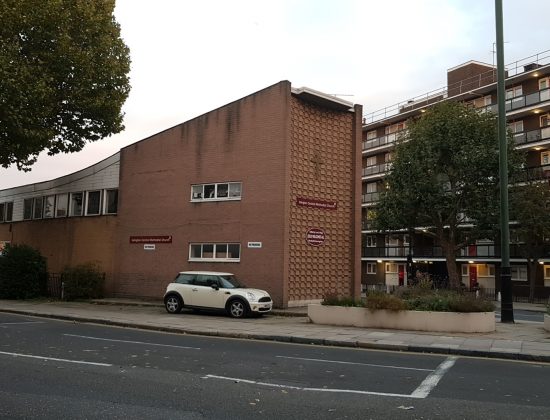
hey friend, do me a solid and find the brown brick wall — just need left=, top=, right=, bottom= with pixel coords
left=114, top=82, right=291, bottom=304
left=287, top=97, right=359, bottom=303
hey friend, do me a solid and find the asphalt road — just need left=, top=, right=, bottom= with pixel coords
left=1, top=312, right=549, bottom=420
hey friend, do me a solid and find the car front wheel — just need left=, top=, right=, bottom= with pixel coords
left=227, top=299, right=248, bottom=318
left=165, top=295, right=183, bottom=314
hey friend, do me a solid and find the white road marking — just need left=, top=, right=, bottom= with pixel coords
left=0, top=350, right=112, bottom=367
left=204, top=374, right=418, bottom=398
left=63, top=334, right=201, bottom=350
left=410, top=356, right=457, bottom=398
left=276, top=355, right=434, bottom=372
left=0, top=321, right=44, bottom=327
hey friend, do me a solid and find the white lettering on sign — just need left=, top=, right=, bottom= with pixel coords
left=144, top=244, right=156, bottom=251
left=306, top=228, right=326, bottom=246
left=248, top=242, right=262, bottom=249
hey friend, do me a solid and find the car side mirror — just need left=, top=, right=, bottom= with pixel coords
left=211, top=284, right=219, bottom=290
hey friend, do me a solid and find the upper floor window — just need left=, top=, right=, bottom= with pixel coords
left=55, top=193, right=68, bottom=217
left=366, top=182, right=378, bottom=193
left=44, top=195, right=55, bottom=218
left=506, top=85, right=523, bottom=99
left=385, top=121, right=407, bottom=135
left=366, top=130, right=377, bottom=140
left=5, top=202, right=13, bottom=222
left=365, top=235, right=377, bottom=247
left=467, top=95, right=492, bottom=108
left=539, top=77, right=549, bottom=90
left=33, top=197, right=43, bottom=219
left=23, top=199, right=33, bottom=220
left=191, top=182, right=242, bottom=202
left=508, top=120, right=523, bottom=133
left=510, top=265, right=527, bottom=281
left=85, top=191, right=102, bottom=216
left=69, top=192, right=84, bottom=216
left=365, top=156, right=377, bottom=167
left=366, top=263, right=377, bottom=274
left=541, top=114, right=550, bottom=128
left=189, top=243, right=241, bottom=262
left=104, top=189, right=118, bottom=214
left=0, top=203, right=4, bottom=223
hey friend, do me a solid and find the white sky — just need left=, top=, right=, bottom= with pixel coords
left=1, top=0, right=549, bottom=189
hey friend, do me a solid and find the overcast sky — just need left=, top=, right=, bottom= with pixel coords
left=1, top=0, right=550, bottom=189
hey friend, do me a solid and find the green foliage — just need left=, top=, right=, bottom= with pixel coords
left=62, top=263, right=104, bottom=300
left=0, top=244, right=47, bottom=299
left=321, top=292, right=364, bottom=307
left=0, top=0, right=131, bottom=170
left=374, top=101, right=523, bottom=287
left=405, top=290, right=495, bottom=313
left=365, top=292, right=407, bottom=311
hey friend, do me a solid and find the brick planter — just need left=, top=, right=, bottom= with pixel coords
left=307, top=304, right=495, bottom=333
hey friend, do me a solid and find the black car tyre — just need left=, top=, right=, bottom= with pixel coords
left=165, top=295, right=183, bottom=314
left=227, top=298, right=249, bottom=318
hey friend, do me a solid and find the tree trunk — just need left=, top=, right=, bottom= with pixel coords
left=441, top=242, right=460, bottom=289
left=527, top=259, right=538, bottom=303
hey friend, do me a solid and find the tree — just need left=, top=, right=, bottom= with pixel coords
left=0, top=243, right=47, bottom=299
left=0, top=0, right=131, bottom=170
left=374, top=101, right=521, bottom=289
left=509, top=181, right=550, bottom=303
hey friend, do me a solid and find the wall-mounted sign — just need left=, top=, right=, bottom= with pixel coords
left=144, top=244, right=156, bottom=251
left=296, top=197, right=337, bottom=211
left=306, top=228, right=326, bottom=247
left=130, top=235, right=172, bottom=244
left=248, top=242, right=262, bottom=249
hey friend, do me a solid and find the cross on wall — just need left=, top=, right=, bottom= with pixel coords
left=310, top=151, right=324, bottom=178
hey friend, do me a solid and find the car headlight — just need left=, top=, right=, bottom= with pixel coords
left=246, top=292, right=256, bottom=301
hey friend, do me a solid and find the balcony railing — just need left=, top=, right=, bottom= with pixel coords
left=362, top=162, right=392, bottom=177
left=505, top=88, right=550, bottom=111
left=513, top=126, right=550, bottom=146
left=361, top=244, right=550, bottom=259
left=362, top=130, right=408, bottom=151
left=362, top=192, right=380, bottom=204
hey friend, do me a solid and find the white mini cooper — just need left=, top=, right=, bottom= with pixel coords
left=164, top=271, right=273, bottom=318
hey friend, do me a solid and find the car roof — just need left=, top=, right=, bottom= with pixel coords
left=178, top=271, right=234, bottom=276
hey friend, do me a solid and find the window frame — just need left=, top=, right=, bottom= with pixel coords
left=0, top=203, right=4, bottom=223
left=43, top=195, right=55, bottom=219
left=540, top=114, right=550, bottom=128
left=190, top=182, right=242, bottom=202
left=85, top=190, right=102, bottom=216
left=103, top=189, right=118, bottom=215
left=32, top=197, right=44, bottom=219
left=55, top=193, right=69, bottom=218
left=188, top=243, right=241, bottom=262
left=23, top=198, right=33, bottom=220
left=366, top=263, right=377, bottom=274
left=69, top=192, right=84, bottom=217
left=5, top=202, right=13, bottom=222
left=510, top=265, right=528, bottom=282
left=506, top=85, right=523, bottom=99
left=539, top=77, right=549, bottom=91
left=365, top=235, right=377, bottom=247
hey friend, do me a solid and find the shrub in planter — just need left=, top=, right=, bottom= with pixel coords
left=365, top=292, right=407, bottom=311
left=406, top=290, right=495, bottom=313
left=62, top=263, right=104, bottom=300
left=0, top=244, right=47, bottom=299
left=321, top=292, right=364, bottom=307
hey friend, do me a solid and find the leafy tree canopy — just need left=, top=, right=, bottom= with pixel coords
left=0, top=0, right=131, bottom=170
left=374, top=101, right=522, bottom=287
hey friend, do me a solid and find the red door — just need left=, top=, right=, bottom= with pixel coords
left=398, top=264, right=405, bottom=286
left=469, top=266, right=477, bottom=289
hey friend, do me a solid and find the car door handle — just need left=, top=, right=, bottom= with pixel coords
left=225, top=292, right=231, bottom=295
left=192, top=288, right=198, bottom=292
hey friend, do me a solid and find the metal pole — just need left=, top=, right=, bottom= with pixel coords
left=495, top=0, right=514, bottom=322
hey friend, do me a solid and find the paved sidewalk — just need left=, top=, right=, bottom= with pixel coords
left=0, top=299, right=549, bottom=362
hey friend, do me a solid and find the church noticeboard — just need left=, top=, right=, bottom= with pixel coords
left=306, top=228, right=326, bottom=247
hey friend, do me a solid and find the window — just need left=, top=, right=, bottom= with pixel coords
left=539, top=77, right=549, bottom=90
left=55, top=193, right=68, bottom=217
left=69, top=192, right=84, bottom=216
left=467, top=95, right=492, bottom=108
left=365, top=236, right=376, bottom=247
left=86, top=190, right=101, bottom=216
left=189, top=243, right=241, bottom=262
left=366, top=182, right=377, bottom=193
left=103, top=189, right=118, bottom=214
left=33, top=197, right=43, bottom=219
left=175, top=273, right=196, bottom=284
left=366, top=263, right=377, bottom=274
left=541, top=114, right=550, bottom=128
left=508, top=120, right=523, bottom=133
left=0, top=203, right=4, bottom=223
left=385, top=263, right=398, bottom=273
left=366, top=130, right=377, bottom=140
left=385, top=121, right=407, bottom=135
left=5, top=202, right=12, bottom=222
left=23, top=199, right=33, bottom=220
left=366, top=156, right=376, bottom=167
left=510, top=265, right=527, bottom=281
left=43, top=195, right=55, bottom=218
left=544, top=265, right=550, bottom=288
left=541, top=151, right=550, bottom=166
left=191, top=182, right=242, bottom=201
left=506, top=85, right=522, bottom=99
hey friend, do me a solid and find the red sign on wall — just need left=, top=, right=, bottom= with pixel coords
left=296, top=197, right=337, bottom=211
left=129, top=235, right=172, bottom=244
left=306, top=228, right=326, bottom=247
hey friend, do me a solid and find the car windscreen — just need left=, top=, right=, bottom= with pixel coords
left=219, top=275, right=245, bottom=289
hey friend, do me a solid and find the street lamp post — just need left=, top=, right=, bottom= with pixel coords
left=495, top=0, right=514, bottom=323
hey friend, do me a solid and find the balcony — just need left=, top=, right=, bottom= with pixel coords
left=513, top=126, right=550, bottom=146
left=362, top=192, right=380, bottom=204
left=362, top=162, right=392, bottom=178
left=362, top=130, right=407, bottom=151
left=522, top=164, right=550, bottom=181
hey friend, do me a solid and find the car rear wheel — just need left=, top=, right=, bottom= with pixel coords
left=165, top=295, right=183, bottom=314
left=227, top=299, right=248, bottom=318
